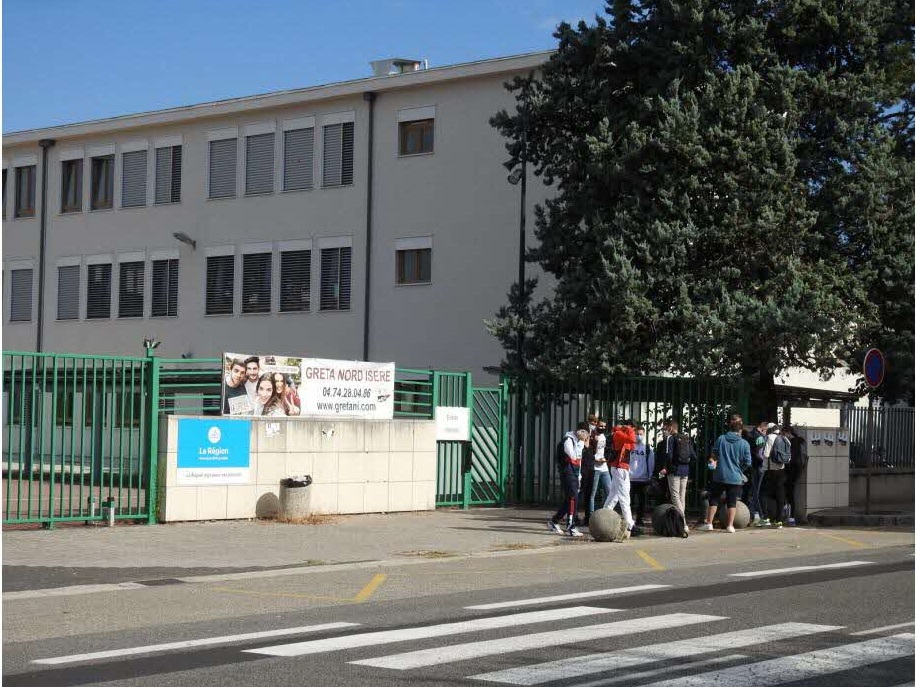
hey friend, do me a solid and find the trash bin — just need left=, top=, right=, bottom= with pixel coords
left=279, top=475, right=313, bottom=519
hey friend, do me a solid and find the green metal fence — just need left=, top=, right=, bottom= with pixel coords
left=3, top=351, right=153, bottom=526
left=846, top=405, right=915, bottom=471
left=507, top=374, right=749, bottom=511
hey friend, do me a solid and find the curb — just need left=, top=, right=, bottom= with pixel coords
left=806, top=511, right=914, bottom=527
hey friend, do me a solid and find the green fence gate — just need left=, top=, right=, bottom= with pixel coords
left=2, top=351, right=155, bottom=527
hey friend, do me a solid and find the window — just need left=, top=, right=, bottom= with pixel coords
left=55, top=389, right=76, bottom=427
left=280, top=249, right=311, bottom=312
left=2, top=168, right=7, bottom=219
left=245, top=133, right=275, bottom=195
left=57, top=265, right=81, bottom=320
left=90, top=155, right=114, bottom=210
left=322, top=122, right=354, bottom=187
left=86, top=263, right=112, bottom=318
left=9, top=269, right=33, bottom=321
left=209, top=138, right=237, bottom=199
left=60, top=160, right=83, bottom=213
left=283, top=127, right=314, bottom=191
left=399, top=119, right=434, bottom=156
left=241, top=252, right=271, bottom=314
left=121, top=150, right=148, bottom=208
left=118, top=261, right=145, bottom=318
left=396, top=248, right=432, bottom=285
left=151, top=258, right=179, bottom=317
left=205, top=255, right=235, bottom=314
left=155, top=145, right=182, bottom=204
left=113, top=390, right=143, bottom=428
left=320, top=247, right=351, bottom=311
left=14, top=165, right=36, bottom=218
left=7, top=383, right=37, bottom=427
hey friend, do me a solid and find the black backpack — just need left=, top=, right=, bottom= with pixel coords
left=770, top=435, right=792, bottom=465
left=555, top=439, right=568, bottom=469
left=655, top=506, right=688, bottom=538
left=672, top=435, right=693, bottom=465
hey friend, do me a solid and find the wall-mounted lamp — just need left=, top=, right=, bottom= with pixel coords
left=507, top=168, right=523, bottom=185
left=173, top=232, right=196, bottom=250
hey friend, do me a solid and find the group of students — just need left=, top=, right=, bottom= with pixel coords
left=549, top=412, right=806, bottom=538
left=223, top=356, right=302, bottom=417
left=548, top=415, right=696, bottom=538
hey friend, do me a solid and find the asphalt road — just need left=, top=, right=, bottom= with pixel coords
left=3, top=536, right=914, bottom=687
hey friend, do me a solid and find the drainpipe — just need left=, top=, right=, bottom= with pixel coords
left=36, top=138, right=56, bottom=352
left=362, top=92, right=376, bottom=362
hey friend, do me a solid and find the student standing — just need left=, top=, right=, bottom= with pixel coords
left=549, top=423, right=589, bottom=537
left=763, top=424, right=791, bottom=527
left=658, top=419, right=696, bottom=525
left=700, top=414, right=752, bottom=532
left=606, top=420, right=638, bottom=538
left=589, top=420, right=611, bottom=516
left=580, top=414, right=599, bottom=526
left=627, top=426, right=655, bottom=526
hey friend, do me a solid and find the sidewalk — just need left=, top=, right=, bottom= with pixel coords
left=3, top=506, right=913, bottom=592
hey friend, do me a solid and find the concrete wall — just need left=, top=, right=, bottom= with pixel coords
left=849, top=471, right=915, bottom=508
left=157, top=415, right=437, bottom=522
left=794, top=426, right=850, bottom=517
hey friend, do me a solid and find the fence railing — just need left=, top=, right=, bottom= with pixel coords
left=845, top=405, right=914, bottom=472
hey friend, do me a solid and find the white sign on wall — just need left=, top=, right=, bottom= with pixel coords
left=299, top=358, right=395, bottom=420
left=435, top=406, right=471, bottom=441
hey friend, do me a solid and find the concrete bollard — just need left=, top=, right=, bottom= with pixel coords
left=589, top=507, right=627, bottom=542
left=279, top=476, right=313, bottom=519
left=718, top=499, right=751, bottom=529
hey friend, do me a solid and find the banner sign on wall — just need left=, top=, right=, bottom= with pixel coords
left=435, top=406, right=471, bottom=441
left=299, top=358, right=395, bottom=420
left=177, top=418, right=251, bottom=485
left=221, top=353, right=395, bottom=420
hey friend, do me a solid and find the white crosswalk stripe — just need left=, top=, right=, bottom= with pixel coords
left=470, top=622, right=843, bottom=684
left=635, top=633, right=915, bottom=687
left=244, top=606, right=615, bottom=658
left=352, top=612, right=722, bottom=670
left=730, top=561, right=873, bottom=577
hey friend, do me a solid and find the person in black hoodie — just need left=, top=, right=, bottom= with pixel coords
left=579, top=414, right=599, bottom=526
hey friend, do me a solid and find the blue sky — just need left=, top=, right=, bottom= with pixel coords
left=2, top=0, right=602, bottom=133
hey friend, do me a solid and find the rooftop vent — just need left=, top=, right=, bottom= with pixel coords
left=370, top=58, right=428, bottom=77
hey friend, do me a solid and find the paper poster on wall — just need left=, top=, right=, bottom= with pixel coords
left=435, top=406, right=471, bottom=441
left=299, top=358, right=395, bottom=419
left=177, top=418, right=251, bottom=485
left=221, top=352, right=303, bottom=417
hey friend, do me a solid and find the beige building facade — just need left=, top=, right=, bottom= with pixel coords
left=2, top=53, right=551, bottom=379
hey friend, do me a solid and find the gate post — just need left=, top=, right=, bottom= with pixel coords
left=499, top=376, right=510, bottom=506
left=461, top=372, right=473, bottom=510
left=145, top=351, right=161, bottom=524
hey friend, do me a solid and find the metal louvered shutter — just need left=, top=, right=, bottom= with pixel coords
left=121, top=150, right=148, bottom=207
left=86, top=263, right=112, bottom=319
left=209, top=139, right=237, bottom=199
left=118, top=261, right=145, bottom=318
left=242, top=252, right=271, bottom=313
left=341, top=122, right=354, bottom=185
left=322, top=124, right=342, bottom=187
left=9, top=269, right=33, bottom=321
left=205, top=255, right=234, bottom=314
left=155, top=146, right=182, bottom=204
left=283, top=128, right=314, bottom=191
left=280, top=249, right=310, bottom=311
left=151, top=259, right=179, bottom=317
left=57, top=265, right=80, bottom=320
left=320, top=247, right=351, bottom=311
left=245, top=133, right=275, bottom=195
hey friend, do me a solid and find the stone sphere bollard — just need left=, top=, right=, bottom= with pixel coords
left=652, top=503, right=677, bottom=535
left=589, top=507, right=625, bottom=542
left=718, top=499, right=751, bottom=529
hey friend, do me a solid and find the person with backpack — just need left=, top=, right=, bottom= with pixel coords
left=548, top=422, right=590, bottom=537
left=747, top=420, right=770, bottom=526
left=699, top=413, right=752, bottom=533
left=627, top=425, right=655, bottom=527
left=605, top=420, right=638, bottom=539
left=657, top=419, right=696, bottom=527
left=785, top=425, right=807, bottom=525
left=763, top=423, right=792, bottom=527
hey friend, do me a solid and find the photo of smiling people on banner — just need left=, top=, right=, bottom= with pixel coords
left=221, top=352, right=303, bottom=417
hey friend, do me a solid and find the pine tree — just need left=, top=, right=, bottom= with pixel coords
left=489, top=0, right=914, bottom=408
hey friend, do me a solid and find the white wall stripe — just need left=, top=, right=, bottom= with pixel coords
left=635, top=634, right=915, bottom=687
left=730, top=561, right=873, bottom=577
left=353, top=613, right=721, bottom=670
left=572, top=654, right=747, bottom=687
left=465, top=585, right=671, bottom=610
left=471, top=622, right=842, bottom=685
left=850, top=621, right=915, bottom=636
left=32, top=622, right=358, bottom=665
left=244, top=606, right=615, bottom=658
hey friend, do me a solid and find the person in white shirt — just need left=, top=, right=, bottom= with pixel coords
left=589, top=421, right=611, bottom=515
left=762, top=423, right=790, bottom=526
left=243, top=356, right=261, bottom=404
left=627, top=426, right=655, bottom=526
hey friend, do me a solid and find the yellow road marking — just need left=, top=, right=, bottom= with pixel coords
left=635, top=549, right=666, bottom=571
left=815, top=532, right=868, bottom=548
left=213, top=572, right=387, bottom=604
left=353, top=573, right=387, bottom=603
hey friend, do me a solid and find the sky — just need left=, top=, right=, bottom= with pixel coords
left=1, top=0, right=602, bottom=133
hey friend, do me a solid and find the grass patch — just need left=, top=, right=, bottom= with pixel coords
left=490, top=542, right=538, bottom=551
left=271, top=514, right=339, bottom=526
left=395, top=550, right=458, bottom=559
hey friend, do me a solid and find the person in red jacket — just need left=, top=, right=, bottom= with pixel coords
left=606, top=419, right=638, bottom=538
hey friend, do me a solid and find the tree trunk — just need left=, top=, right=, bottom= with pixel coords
left=748, top=370, right=779, bottom=424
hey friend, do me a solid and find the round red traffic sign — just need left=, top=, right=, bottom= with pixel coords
left=863, top=348, right=885, bottom=388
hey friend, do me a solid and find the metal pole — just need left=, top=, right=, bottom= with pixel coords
left=864, top=391, right=874, bottom=515
left=36, top=138, right=56, bottom=353
left=516, top=107, right=527, bottom=367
